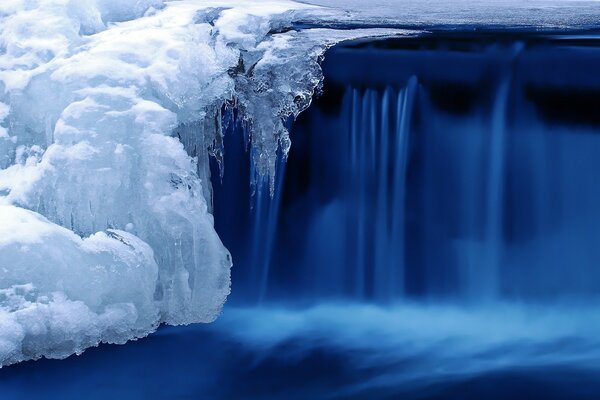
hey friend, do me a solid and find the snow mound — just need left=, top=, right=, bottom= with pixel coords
left=0, top=205, right=158, bottom=366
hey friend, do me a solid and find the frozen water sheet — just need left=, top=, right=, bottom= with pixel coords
left=0, top=0, right=407, bottom=366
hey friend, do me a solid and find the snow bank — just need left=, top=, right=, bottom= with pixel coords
left=0, top=0, right=406, bottom=366
left=0, top=205, right=158, bottom=366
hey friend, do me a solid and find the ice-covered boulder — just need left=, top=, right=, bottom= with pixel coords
left=0, top=205, right=159, bottom=366
left=0, top=0, right=405, bottom=366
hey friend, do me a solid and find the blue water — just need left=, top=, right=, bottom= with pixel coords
left=3, top=32, right=600, bottom=399
left=3, top=303, right=600, bottom=399
left=216, top=32, right=600, bottom=304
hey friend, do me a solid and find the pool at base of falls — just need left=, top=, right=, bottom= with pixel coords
left=2, top=302, right=600, bottom=400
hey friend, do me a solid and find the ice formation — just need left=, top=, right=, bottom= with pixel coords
left=0, top=205, right=159, bottom=366
left=0, top=0, right=405, bottom=366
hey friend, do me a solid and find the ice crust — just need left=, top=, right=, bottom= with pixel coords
left=0, top=0, right=405, bottom=366
left=0, top=205, right=159, bottom=366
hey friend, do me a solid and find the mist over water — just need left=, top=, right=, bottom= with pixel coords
left=5, top=300, right=599, bottom=399
left=213, top=302, right=600, bottom=394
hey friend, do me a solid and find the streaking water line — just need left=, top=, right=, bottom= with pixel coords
left=373, top=88, right=392, bottom=300
left=389, top=76, right=418, bottom=300
left=480, top=76, right=510, bottom=299
left=341, top=81, right=419, bottom=301
left=247, top=156, right=287, bottom=303
left=258, top=155, right=287, bottom=302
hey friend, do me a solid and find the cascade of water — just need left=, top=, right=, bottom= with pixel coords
left=344, top=79, right=417, bottom=301
left=247, top=153, right=287, bottom=303
left=353, top=87, right=367, bottom=298
left=389, top=76, right=418, bottom=299
left=373, top=87, right=392, bottom=300
left=259, top=155, right=287, bottom=302
left=213, top=36, right=600, bottom=306
left=478, top=76, right=511, bottom=299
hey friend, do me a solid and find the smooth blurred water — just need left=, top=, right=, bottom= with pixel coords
left=215, top=32, right=600, bottom=304
left=2, top=302, right=600, bottom=399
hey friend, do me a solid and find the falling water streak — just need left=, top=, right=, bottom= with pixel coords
left=257, top=154, right=287, bottom=302
left=531, top=127, right=550, bottom=285
left=482, top=76, right=511, bottom=300
left=373, top=88, right=391, bottom=301
left=367, top=90, right=378, bottom=297
left=343, top=81, right=417, bottom=301
left=370, top=90, right=378, bottom=174
left=348, top=87, right=359, bottom=297
left=353, top=88, right=367, bottom=298
left=249, top=175, right=266, bottom=301
left=245, top=122, right=286, bottom=303
left=390, top=77, right=418, bottom=299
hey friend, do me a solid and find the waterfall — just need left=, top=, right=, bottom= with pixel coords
left=347, top=78, right=418, bottom=301
left=250, top=154, right=287, bottom=303
left=213, top=36, right=600, bottom=305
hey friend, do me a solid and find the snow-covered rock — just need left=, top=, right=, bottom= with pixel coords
left=0, top=0, right=404, bottom=366
left=0, top=205, right=159, bottom=366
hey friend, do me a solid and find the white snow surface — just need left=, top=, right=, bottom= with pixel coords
left=0, top=205, right=159, bottom=366
left=0, top=0, right=407, bottom=366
